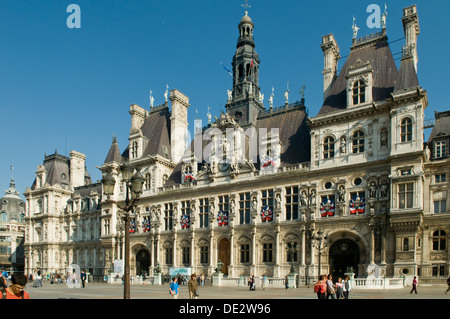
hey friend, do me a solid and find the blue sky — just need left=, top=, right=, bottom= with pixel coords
left=0, top=0, right=448, bottom=196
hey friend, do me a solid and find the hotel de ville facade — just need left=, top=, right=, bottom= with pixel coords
left=23, top=5, right=450, bottom=284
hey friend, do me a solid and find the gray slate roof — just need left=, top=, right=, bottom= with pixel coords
left=319, top=35, right=398, bottom=115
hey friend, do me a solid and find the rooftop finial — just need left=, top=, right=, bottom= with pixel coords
left=10, top=165, right=14, bottom=181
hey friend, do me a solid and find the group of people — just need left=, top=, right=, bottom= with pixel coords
left=169, top=273, right=200, bottom=299
left=314, top=274, right=352, bottom=299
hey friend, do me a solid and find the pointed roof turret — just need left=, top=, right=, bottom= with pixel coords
left=104, top=136, right=123, bottom=164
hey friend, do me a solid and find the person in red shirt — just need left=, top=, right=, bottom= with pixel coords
left=1, top=273, right=30, bottom=299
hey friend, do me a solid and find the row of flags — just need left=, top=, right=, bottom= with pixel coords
left=129, top=196, right=366, bottom=232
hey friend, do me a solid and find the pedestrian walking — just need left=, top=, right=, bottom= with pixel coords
left=326, top=274, right=336, bottom=299
left=81, top=270, right=86, bottom=288
left=261, top=275, right=267, bottom=290
left=188, top=273, right=199, bottom=299
left=343, top=275, right=351, bottom=299
left=248, top=275, right=256, bottom=291
left=1, top=272, right=30, bottom=299
left=36, top=271, right=42, bottom=288
left=410, top=276, right=418, bottom=294
left=336, top=277, right=344, bottom=299
left=313, top=275, right=327, bottom=299
left=445, top=276, right=450, bottom=294
left=169, top=277, right=179, bottom=299
left=200, top=273, right=205, bottom=286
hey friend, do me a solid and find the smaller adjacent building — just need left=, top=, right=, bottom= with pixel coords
left=0, top=176, right=26, bottom=272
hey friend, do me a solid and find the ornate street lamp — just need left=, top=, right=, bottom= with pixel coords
left=311, top=229, right=329, bottom=279
left=102, top=161, right=144, bottom=299
left=286, top=241, right=297, bottom=275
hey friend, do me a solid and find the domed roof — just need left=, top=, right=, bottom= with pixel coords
left=0, top=178, right=25, bottom=221
left=239, top=11, right=253, bottom=26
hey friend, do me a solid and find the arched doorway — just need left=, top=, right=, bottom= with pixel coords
left=218, top=238, right=230, bottom=275
left=136, top=248, right=150, bottom=276
left=329, top=239, right=360, bottom=279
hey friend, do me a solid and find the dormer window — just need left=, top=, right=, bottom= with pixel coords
left=346, top=59, right=373, bottom=108
left=400, top=117, right=413, bottom=142
left=131, top=141, right=138, bottom=158
left=352, top=80, right=366, bottom=105
left=434, top=140, right=447, bottom=158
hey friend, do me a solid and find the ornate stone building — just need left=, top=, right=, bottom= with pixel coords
left=24, top=5, right=449, bottom=283
left=0, top=175, right=25, bottom=272
left=23, top=151, right=103, bottom=276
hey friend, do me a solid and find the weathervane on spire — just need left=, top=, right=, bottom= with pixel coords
left=242, top=0, right=251, bottom=12
left=10, top=165, right=14, bottom=180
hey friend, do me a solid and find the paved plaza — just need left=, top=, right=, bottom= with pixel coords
left=23, top=281, right=449, bottom=300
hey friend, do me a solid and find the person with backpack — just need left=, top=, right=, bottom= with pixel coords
left=1, top=273, right=30, bottom=299
left=314, top=275, right=327, bottom=299
left=169, top=277, right=179, bottom=299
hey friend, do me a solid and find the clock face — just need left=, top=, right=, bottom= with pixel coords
left=219, top=161, right=230, bottom=172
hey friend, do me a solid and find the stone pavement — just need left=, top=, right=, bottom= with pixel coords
left=24, top=281, right=450, bottom=300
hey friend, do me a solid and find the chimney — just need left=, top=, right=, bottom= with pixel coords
left=402, top=5, right=420, bottom=71
left=170, top=89, right=190, bottom=164
left=321, top=34, right=340, bottom=102
left=69, top=150, right=86, bottom=188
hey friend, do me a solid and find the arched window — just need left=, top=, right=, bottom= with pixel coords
left=400, top=118, right=413, bottom=142
left=144, top=173, right=151, bottom=190
left=432, top=230, right=447, bottom=251
left=403, top=238, right=409, bottom=251
left=352, top=80, right=366, bottom=105
left=352, top=130, right=365, bottom=153
left=0, top=212, right=7, bottom=221
left=323, top=136, right=335, bottom=159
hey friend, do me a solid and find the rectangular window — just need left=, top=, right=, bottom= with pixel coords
left=218, top=195, right=229, bottom=214
left=262, top=243, right=273, bottom=263
left=182, top=247, right=190, bottom=265
left=398, top=183, right=413, bottom=209
left=200, top=246, right=209, bottom=264
left=435, top=174, right=446, bottom=183
left=285, top=186, right=299, bottom=220
left=198, top=198, right=209, bottom=228
left=286, top=242, right=298, bottom=262
left=435, top=140, right=446, bottom=158
left=165, top=247, right=173, bottom=265
left=240, top=244, right=250, bottom=263
left=434, top=200, right=447, bottom=214
left=239, top=192, right=251, bottom=224
left=164, top=203, right=173, bottom=231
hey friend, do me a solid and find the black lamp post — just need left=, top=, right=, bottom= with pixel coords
left=311, top=229, right=329, bottom=279
left=286, top=241, right=297, bottom=275
left=102, top=161, right=144, bottom=299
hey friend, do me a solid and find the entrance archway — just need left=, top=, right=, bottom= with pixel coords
left=329, top=239, right=360, bottom=279
left=218, top=238, right=230, bottom=275
left=136, top=248, right=150, bottom=276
